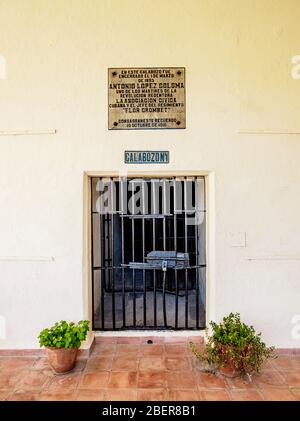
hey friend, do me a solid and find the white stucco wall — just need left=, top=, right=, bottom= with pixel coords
left=0, top=0, right=299, bottom=348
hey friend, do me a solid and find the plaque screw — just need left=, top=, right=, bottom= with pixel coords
left=112, top=71, right=117, bottom=76
left=176, top=121, right=181, bottom=126
left=113, top=122, right=118, bottom=127
left=177, top=70, right=182, bottom=76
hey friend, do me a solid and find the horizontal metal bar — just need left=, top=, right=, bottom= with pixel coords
left=93, top=264, right=206, bottom=270
left=93, top=326, right=206, bottom=331
left=120, top=214, right=172, bottom=219
left=120, top=264, right=206, bottom=270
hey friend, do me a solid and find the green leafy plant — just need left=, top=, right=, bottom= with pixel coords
left=38, top=320, right=89, bottom=349
left=190, top=313, right=275, bottom=375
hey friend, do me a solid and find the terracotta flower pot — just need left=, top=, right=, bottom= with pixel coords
left=46, top=347, right=78, bottom=374
left=219, top=359, right=238, bottom=378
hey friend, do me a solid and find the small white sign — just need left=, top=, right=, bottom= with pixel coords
left=227, top=232, right=246, bottom=248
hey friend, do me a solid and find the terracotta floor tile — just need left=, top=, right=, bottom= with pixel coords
left=141, top=344, right=165, bottom=356
left=260, top=387, right=296, bottom=401
left=75, top=389, right=105, bottom=401
left=105, top=389, right=137, bottom=401
left=91, top=345, right=116, bottom=357
left=39, top=391, right=76, bottom=401
left=85, top=357, right=113, bottom=371
left=166, top=372, right=197, bottom=389
left=196, top=372, right=227, bottom=389
left=187, top=341, right=204, bottom=353
left=116, top=344, right=141, bottom=356
left=31, top=358, right=49, bottom=370
left=141, top=337, right=165, bottom=345
left=79, top=372, right=110, bottom=389
left=117, top=337, right=141, bottom=344
left=281, top=370, right=300, bottom=388
left=72, top=359, right=88, bottom=372
left=138, top=371, right=167, bottom=389
left=18, top=370, right=51, bottom=390
left=189, top=357, right=208, bottom=371
left=272, top=357, right=300, bottom=371
left=164, top=337, right=189, bottom=344
left=165, top=357, right=192, bottom=371
left=0, top=357, right=36, bottom=371
left=164, top=344, right=188, bottom=356
left=137, top=388, right=168, bottom=401
left=230, top=390, right=263, bottom=401
left=187, top=336, right=204, bottom=345
left=139, top=357, right=166, bottom=371
left=47, top=373, right=81, bottom=390
left=108, top=371, right=138, bottom=389
left=0, top=390, right=11, bottom=401
left=199, top=390, right=231, bottom=401
left=168, top=389, right=199, bottom=401
left=95, top=337, right=117, bottom=344
left=9, top=389, right=41, bottom=401
left=0, top=371, right=25, bottom=389
left=112, top=356, right=139, bottom=371
left=255, top=370, right=286, bottom=388
left=226, top=375, right=257, bottom=389
left=291, top=388, right=300, bottom=400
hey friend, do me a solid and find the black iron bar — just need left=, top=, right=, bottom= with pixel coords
left=184, top=179, right=189, bottom=328
left=132, top=180, right=136, bottom=327
left=100, top=192, right=105, bottom=329
left=152, top=181, right=157, bottom=327
left=195, top=179, right=199, bottom=329
left=174, top=179, right=179, bottom=329
left=106, top=197, right=111, bottom=292
left=111, top=179, right=116, bottom=329
left=162, top=270, right=167, bottom=327
left=121, top=179, right=126, bottom=328
left=94, top=264, right=206, bottom=270
left=142, top=182, right=146, bottom=326
left=162, top=180, right=167, bottom=327
left=91, top=178, right=96, bottom=330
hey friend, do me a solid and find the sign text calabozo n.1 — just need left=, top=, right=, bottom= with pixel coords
left=124, top=151, right=169, bottom=164
left=108, top=67, right=185, bottom=130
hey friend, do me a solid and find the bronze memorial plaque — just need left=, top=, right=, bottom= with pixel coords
left=108, top=67, right=186, bottom=130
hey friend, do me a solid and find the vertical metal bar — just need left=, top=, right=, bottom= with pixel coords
left=110, top=179, right=116, bottom=329
left=91, top=178, right=95, bottom=330
left=132, top=180, right=136, bottom=327
left=162, top=179, right=167, bottom=327
left=195, top=179, right=199, bottom=329
left=121, top=178, right=126, bottom=328
left=142, top=182, right=146, bottom=326
left=184, top=178, right=189, bottom=328
left=106, top=197, right=110, bottom=291
left=163, top=180, right=166, bottom=251
left=174, top=179, right=178, bottom=329
left=152, top=180, right=157, bottom=327
left=100, top=213, right=106, bottom=329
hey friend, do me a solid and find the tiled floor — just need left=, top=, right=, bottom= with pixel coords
left=0, top=337, right=299, bottom=401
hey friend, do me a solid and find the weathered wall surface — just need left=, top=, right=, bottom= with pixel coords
left=0, top=0, right=300, bottom=348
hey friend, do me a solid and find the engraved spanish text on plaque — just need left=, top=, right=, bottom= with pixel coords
left=108, top=67, right=186, bottom=130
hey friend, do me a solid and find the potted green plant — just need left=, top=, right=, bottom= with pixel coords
left=38, top=320, right=89, bottom=374
left=190, top=313, right=275, bottom=379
